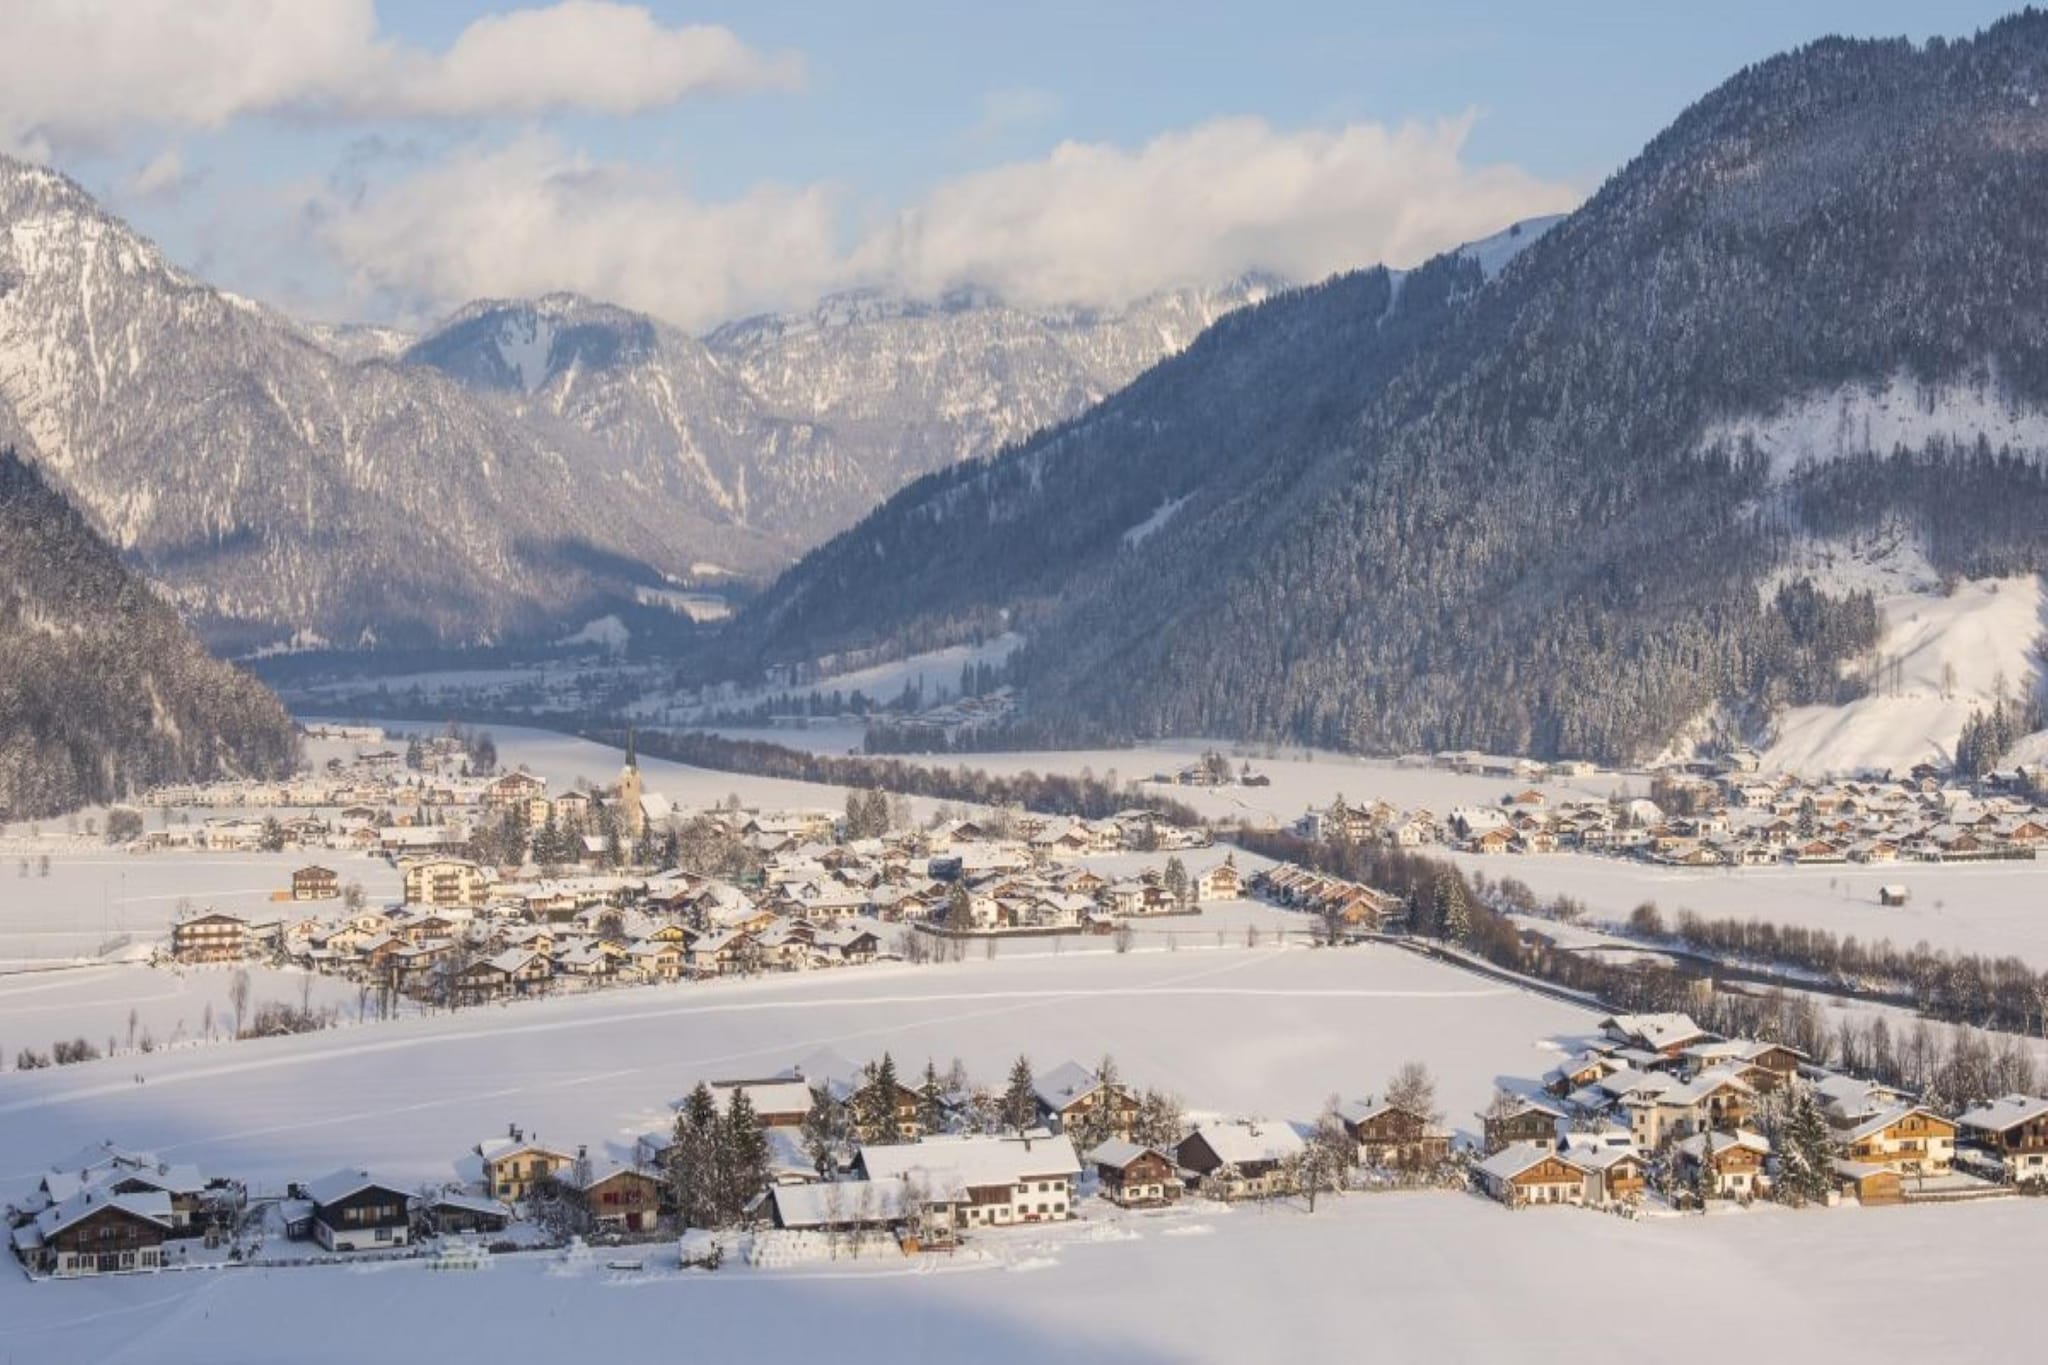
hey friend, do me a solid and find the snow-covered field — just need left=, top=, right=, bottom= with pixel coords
left=0, top=941, right=2034, bottom=1364
left=1453, top=848, right=2048, bottom=964
left=701, top=731, right=1632, bottom=827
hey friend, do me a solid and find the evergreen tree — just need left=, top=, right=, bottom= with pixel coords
left=859, top=1053, right=904, bottom=1143
left=1001, top=1055, right=1038, bottom=1134
left=801, top=1087, right=852, bottom=1178
left=669, top=1082, right=721, bottom=1228
left=721, top=1088, right=771, bottom=1224
left=1162, top=856, right=1189, bottom=909
left=1433, top=877, right=1471, bottom=944
left=917, top=1059, right=948, bottom=1135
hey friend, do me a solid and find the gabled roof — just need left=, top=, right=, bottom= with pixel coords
left=1476, top=1142, right=1579, bottom=1183
left=304, top=1168, right=409, bottom=1209
left=1085, top=1139, right=1173, bottom=1171
left=1843, top=1104, right=1954, bottom=1144
left=1185, top=1119, right=1305, bottom=1167
left=855, top=1134, right=1081, bottom=1196
left=34, top=1188, right=173, bottom=1241
left=1033, top=1060, right=1106, bottom=1113
left=1957, top=1094, right=2048, bottom=1134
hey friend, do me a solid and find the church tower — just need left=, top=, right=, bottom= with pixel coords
left=617, top=727, right=645, bottom=840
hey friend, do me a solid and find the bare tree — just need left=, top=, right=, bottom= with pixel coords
left=227, top=970, right=251, bottom=1037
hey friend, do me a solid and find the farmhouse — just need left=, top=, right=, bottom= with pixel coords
left=562, top=1160, right=662, bottom=1234
left=1336, top=1100, right=1452, bottom=1170
left=1034, top=1060, right=1139, bottom=1139
left=1176, top=1120, right=1305, bottom=1200
left=13, top=1190, right=171, bottom=1277
left=1085, top=1141, right=1181, bottom=1207
left=854, top=1134, right=1082, bottom=1230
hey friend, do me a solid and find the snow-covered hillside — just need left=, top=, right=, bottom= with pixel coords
left=1761, top=559, right=2044, bottom=775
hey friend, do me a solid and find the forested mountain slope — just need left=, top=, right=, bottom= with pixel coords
left=735, top=18, right=2048, bottom=763
left=0, top=450, right=296, bottom=819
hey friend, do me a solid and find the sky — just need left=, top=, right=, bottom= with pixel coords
left=0, top=1, right=2018, bottom=332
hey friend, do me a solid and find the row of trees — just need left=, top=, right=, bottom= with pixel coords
left=623, top=729, right=1202, bottom=826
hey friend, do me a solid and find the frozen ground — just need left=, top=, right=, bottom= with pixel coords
left=0, top=942, right=2033, bottom=1364
left=1453, top=848, right=2048, bottom=965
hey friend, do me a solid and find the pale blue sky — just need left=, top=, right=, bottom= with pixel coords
left=16, top=1, right=2018, bottom=328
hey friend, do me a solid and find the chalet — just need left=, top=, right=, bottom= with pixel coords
left=1034, top=1061, right=1139, bottom=1140
left=1558, top=1132, right=1649, bottom=1207
left=14, top=1190, right=171, bottom=1277
left=305, top=1170, right=412, bottom=1252
left=1600, top=1012, right=1713, bottom=1057
left=425, top=1191, right=512, bottom=1236
left=170, top=912, right=247, bottom=964
left=1675, top=1130, right=1771, bottom=1201
left=1176, top=1120, right=1305, bottom=1200
left=562, top=1159, right=662, bottom=1234
left=1956, top=1095, right=2048, bottom=1185
left=1483, top=1096, right=1565, bottom=1152
left=1336, top=1100, right=1451, bottom=1170
left=291, top=865, right=341, bottom=901
left=854, top=1134, right=1082, bottom=1230
left=457, top=949, right=552, bottom=1001
left=689, top=928, right=755, bottom=977
left=1194, top=859, right=1244, bottom=902
left=624, top=940, right=686, bottom=982
left=1086, top=1140, right=1180, bottom=1207
left=476, top=1131, right=578, bottom=1202
left=1839, top=1105, right=1957, bottom=1176
left=1474, top=1143, right=1584, bottom=1207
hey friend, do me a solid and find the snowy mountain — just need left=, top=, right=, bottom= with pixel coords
left=0, top=154, right=1272, bottom=652
left=0, top=449, right=296, bottom=819
left=405, top=278, right=1281, bottom=559
left=734, top=18, right=2048, bottom=768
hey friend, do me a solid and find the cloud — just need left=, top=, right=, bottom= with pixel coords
left=311, top=115, right=1580, bottom=330
left=125, top=147, right=201, bottom=203
left=0, top=0, right=798, bottom=156
left=863, top=114, right=1579, bottom=310
left=314, top=135, right=845, bottom=330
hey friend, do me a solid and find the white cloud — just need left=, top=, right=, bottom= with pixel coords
left=863, top=114, right=1579, bottom=310
left=315, top=135, right=846, bottom=331
left=0, top=0, right=798, bottom=156
left=312, top=115, right=1580, bottom=330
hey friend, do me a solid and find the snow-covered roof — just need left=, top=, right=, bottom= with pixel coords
left=1033, top=1060, right=1104, bottom=1113
left=1957, top=1094, right=2048, bottom=1134
left=856, top=1134, right=1080, bottom=1197
left=1476, top=1142, right=1577, bottom=1183
left=1185, top=1119, right=1304, bottom=1167
left=34, top=1188, right=172, bottom=1240
left=1085, top=1139, right=1170, bottom=1171
left=305, top=1168, right=406, bottom=1208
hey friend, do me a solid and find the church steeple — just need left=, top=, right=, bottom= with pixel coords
left=625, top=724, right=638, bottom=771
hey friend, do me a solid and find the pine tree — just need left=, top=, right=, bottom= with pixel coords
left=1436, top=877, right=1472, bottom=944
left=1001, top=1055, right=1038, bottom=1134
left=801, top=1087, right=851, bottom=1178
left=860, top=1053, right=904, bottom=1143
left=918, top=1059, right=948, bottom=1135
left=670, top=1082, right=721, bottom=1228
left=721, top=1089, right=771, bottom=1224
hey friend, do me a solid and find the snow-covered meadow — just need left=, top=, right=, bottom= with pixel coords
left=0, top=941, right=2033, bottom=1364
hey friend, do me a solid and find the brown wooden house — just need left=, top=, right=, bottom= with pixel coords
left=1086, top=1140, right=1181, bottom=1207
left=1337, top=1100, right=1451, bottom=1170
left=565, top=1161, right=663, bottom=1234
